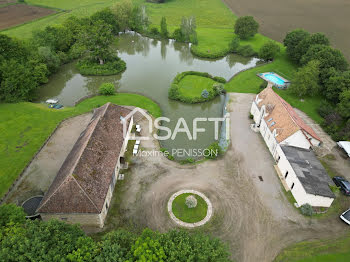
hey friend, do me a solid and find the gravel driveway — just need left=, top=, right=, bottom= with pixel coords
left=102, top=94, right=347, bottom=262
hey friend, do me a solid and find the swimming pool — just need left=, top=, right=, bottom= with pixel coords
left=263, top=73, right=286, bottom=85
left=258, top=72, right=290, bottom=88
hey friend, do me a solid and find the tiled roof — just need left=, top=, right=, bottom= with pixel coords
left=280, top=145, right=335, bottom=198
left=37, top=103, right=131, bottom=214
left=257, top=87, right=321, bottom=143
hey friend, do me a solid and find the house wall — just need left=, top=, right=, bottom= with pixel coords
left=275, top=146, right=334, bottom=207
left=40, top=213, right=102, bottom=227
left=280, top=130, right=311, bottom=150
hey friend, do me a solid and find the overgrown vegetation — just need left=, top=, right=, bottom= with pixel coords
left=99, top=82, right=116, bottom=95
left=169, top=71, right=226, bottom=103
left=0, top=204, right=232, bottom=261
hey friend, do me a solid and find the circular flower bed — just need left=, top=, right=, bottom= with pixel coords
left=168, top=190, right=213, bottom=227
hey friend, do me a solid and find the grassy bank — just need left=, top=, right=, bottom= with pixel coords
left=274, top=234, right=350, bottom=262
left=0, top=93, right=161, bottom=198
left=179, top=75, right=217, bottom=98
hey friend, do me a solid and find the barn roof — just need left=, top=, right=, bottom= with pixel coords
left=280, top=145, right=335, bottom=199
left=256, top=87, right=321, bottom=143
left=37, top=103, right=132, bottom=214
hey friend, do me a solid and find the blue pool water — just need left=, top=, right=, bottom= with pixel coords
left=264, top=73, right=286, bottom=85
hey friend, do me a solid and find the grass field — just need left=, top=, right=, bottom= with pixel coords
left=178, top=75, right=216, bottom=98
left=172, top=193, right=208, bottom=223
left=0, top=93, right=161, bottom=198
left=274, top=233, right=350, bottom=262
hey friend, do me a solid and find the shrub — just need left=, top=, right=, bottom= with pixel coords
left=213, top=83, right=225, bottom=94
left=237, top=45, right=256, bottom=57
left=249, top=113, right=254, bottom=119
left=150, top=27, right=160, bottom=36
left=260, top=81, right=267, bottom=89
left=300, top=204, right=314, bottom=216
left=99, top=83, right=115, bottom=95
left=201, top=89, right=209, bottom=98
left=76, top=57, right=126, bottom=76
left=258, top=41, right=280, bottom=61
left=205, top=142, right=222, bottom=159
left=229, top=37, right=240, bottom=52
left=168, top=85, right=180, bottom=100
left=234, top=16, right=259, bottom=39
left=185, top=195, right=197, bottom=208
left=212, top=76, right=226, bottom=83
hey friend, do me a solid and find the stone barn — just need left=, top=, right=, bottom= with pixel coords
left=37, top=103, right=134, bottom=227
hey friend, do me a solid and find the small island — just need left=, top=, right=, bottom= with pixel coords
left=169, top=71, right=226, bottom=103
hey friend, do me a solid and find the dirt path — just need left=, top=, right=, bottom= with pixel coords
left=103, top=94, right=346, bottom=262
left=222, top=0, right=350, bottom=61
left=4, top=113, right=92, bottom=204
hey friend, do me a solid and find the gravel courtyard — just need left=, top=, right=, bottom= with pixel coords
left=102, top=93, right=347, bottom=262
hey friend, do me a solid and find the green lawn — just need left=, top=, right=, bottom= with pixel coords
left=172, top=193, right=208, bottom=223
left=0, top=93, right=161, bottom=198
left=274, top=234, right=350, bottom=262
left=178, top=75, right=216, bottom=98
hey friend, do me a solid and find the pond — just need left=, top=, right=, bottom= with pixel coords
left=38, top=32, right=259, bottom=159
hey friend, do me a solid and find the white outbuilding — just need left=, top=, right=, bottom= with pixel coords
left=275, top=145, right=335, bottom=208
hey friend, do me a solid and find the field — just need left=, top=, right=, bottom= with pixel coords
left=0, top=4, right=55, bottom=30
left=0, top=93, right=161, bottom=199
left=223, top=0, right=350, bottom=61
left=274, top=233, right=350, bottom=262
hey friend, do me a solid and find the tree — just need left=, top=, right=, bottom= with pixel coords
left=0, top=34, right=27, bottom=62
left=160, top=17, right=168, bottom=38
left=234, top=16, right=259, bottom=39
left=290, top=60, right=320, bottom=97
left=294, top=32, right=330, bottom=64
left=337, top=89, right=350, bottom=118
left=33, top=25, right=74, bottom=52
left=0, top=219, right=98, bottom=261
left=99, top=82, right=115, bottom=95
left=178, top=16, right=197, bottom=44
left=131, top=229, right=166, bottom=261
left=325, top=71, right=350, bottom=103
left=258, top=41, right=280, bottom=61
left=37, top=46, right=61, bottom=73
left=79, top=20, right=113, bottom=65
left=0, top=204, right=26, bottom=228
left=111, top=0, right=133, bottom=32
left=283, top=29, right=310, bottom=63
left=229, top=37, right=240, bottom=52
left=90, top=8, right=119, bottom=34
left=131, top=5, right=149, bottom=32
left=0, top=59, right=38, bottom=102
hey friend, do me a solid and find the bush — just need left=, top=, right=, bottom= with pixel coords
left=258, top=41, right=280, bottom=61
left=300, top=203, right=314, bottom=216
left=201, top=89, right=209, bottom=98
left=229, top=37, right=240, bottom=52
left=99, top=83, right=115, bottom=95
left=76, top=57, right=126, bottom=76
left=237, top=45, right=256, bottom=57
left=260, top=81, right=267, bottom=89
left=150, top=27, right=160, bottom=36
left=205, top=142, right=222, bottom=159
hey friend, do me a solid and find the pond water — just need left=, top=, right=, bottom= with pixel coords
left=38, top=32, right=258, bottom=159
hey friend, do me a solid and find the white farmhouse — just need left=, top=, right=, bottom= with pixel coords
left=250, top=86, right=321, bottom=160
left=275, top=145, right=335, bottom=207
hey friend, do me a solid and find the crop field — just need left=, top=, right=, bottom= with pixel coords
left=223, top=0, right=350, bottom=60
left=0, top=4, right=55, bottom=30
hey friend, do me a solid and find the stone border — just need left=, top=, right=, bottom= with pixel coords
left=167, top=189, right=213, bottom=228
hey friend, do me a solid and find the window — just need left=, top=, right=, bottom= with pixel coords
left=291, top=183, right=295, bottom=190
left=285, top=171, right=288, bottom=179
left=277, top=156, right=280, bottom=162
left=106, top=202, right=109, bottom=210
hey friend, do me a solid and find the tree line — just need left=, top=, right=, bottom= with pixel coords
left=283, top=29, right=349, bottom=141
left=0, top=204, right=232, bottom=261
left=0, top=0, right=198, bottom=103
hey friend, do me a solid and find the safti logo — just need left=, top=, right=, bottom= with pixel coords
left=121, top=107, right=229, bottom=141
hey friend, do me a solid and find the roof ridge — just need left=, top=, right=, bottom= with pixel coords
left=38, top=103, right=111, bottom=211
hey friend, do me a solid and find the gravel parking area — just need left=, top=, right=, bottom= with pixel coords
left=5, top=113, right=92, bottom=204
left=100, top=95, right=346, bottom=262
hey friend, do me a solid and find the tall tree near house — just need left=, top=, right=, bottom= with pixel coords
left=160, top=17, right=168, bottom=38
left=290, top=60, right=320, bottom=98
left=234, top=16, right=259, bottom=39
left=283, top=29, right=310, bottom=63
left=79, top=20, right=113, bottom=65
left=111, top=0, right=133, bottom=32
